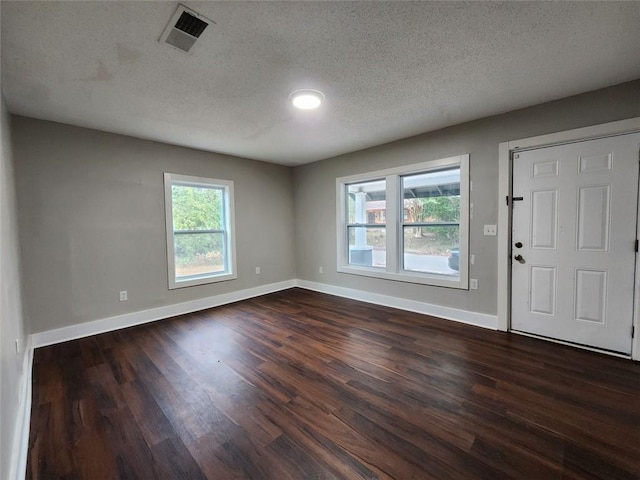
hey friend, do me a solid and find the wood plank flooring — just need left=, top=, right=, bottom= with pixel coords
left=27, top=288, right=640, bottom=479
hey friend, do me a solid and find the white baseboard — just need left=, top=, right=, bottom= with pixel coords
left=31, top=278, right=497, bottom=349
left=31, top=280, right=296, bottom=348
left=10, top=336, right=33, bottom=480
left=295, top=279, right=498, bottom=330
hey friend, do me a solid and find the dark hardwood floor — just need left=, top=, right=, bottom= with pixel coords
left=27, top=288, right=639, bottom=479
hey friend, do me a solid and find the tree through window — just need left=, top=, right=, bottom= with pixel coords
left=164, top=173, right=236, bottom=289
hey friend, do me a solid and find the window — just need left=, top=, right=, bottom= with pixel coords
left=337, top=155, right=469, bottom=289
left=346, top=179, right=386, bottom=268
left=164, top=173, right=237, bottom=289
left=401, top=169, right=461, bottom=274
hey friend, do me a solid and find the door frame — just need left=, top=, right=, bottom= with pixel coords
left=497, top=117, right=640, bottom=360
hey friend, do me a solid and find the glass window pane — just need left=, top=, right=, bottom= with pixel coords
left=172, top=185, right=223, bottom=231
left=348, top=226, right=385, bottom=267
left=403, top=225, right=459, bottom=276
left=402, top=169, right=460, bottom=224
left=175, top=232, right=226, bottom=278
left=347, top=179, right=386, bottom=224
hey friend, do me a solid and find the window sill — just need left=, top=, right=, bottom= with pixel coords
left=337, top=265, right=467, bottom=289
left=169, top=272, right=237, bottom=290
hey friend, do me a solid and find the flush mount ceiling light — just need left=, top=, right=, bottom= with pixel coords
left=289, top=89, right=324, bottom=110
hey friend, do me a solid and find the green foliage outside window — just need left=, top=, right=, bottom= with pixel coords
left=404, top=195, right=460, bottom=245
left=172, top=185, right=222, bottom=230
left=172, top=185, right=225, bottom=274
left=421, top=195, right=460, bottom=223
left=420, top=195, right=460, bottom=244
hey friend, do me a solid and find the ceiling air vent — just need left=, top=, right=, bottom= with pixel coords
left=159, top=5, right=213, bottom=54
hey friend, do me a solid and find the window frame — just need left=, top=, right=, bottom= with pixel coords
left=336, top=154, right=469, bottom=289
left=345, top=177, right=387, bottom=269
left=164, top=172, right=237, bottom=289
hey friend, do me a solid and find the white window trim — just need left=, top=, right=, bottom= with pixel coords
left=336, top=154, right=469, bottom=289
left=164, top=172, right=237, bottom=289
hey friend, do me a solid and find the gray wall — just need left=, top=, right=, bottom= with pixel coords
left=293, top=80, right=640, bottom=316
left=10, top=80, right=640, bottom=339
left=13, top=117, right=296, bottom=333
left=0, top=93, right=28, bottom=479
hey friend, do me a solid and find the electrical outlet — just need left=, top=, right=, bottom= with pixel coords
left=119, top=290, right=128, bottom=302
left=319, top=266, right=324, bottom=274
left=255, top=267, right=261, bottom=275
left=470, top=254, right=475, bottom=265
left=470, top=279, right=478, bottom=290
left=483, top=225, right=497, bottom=236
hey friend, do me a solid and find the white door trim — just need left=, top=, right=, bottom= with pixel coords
left=497, top=117, right=640, bottom=360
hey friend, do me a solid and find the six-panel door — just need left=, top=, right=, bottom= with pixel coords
left=511, top=133, right=640, bottom=354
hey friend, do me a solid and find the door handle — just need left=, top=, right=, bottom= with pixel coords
left=514, top=254, right=525, bottom=264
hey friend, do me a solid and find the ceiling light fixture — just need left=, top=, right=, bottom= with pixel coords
left=289, top=89, right=324, bottom=110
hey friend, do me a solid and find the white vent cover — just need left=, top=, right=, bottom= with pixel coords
left=159, top=4, right=213, bottom=54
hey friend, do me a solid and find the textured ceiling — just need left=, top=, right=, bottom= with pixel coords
left=1, top=1, right=639, bottom=166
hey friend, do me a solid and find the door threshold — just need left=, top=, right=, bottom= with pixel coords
left=510, top=330, right=631, bottom=359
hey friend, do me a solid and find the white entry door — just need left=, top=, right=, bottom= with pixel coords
left=511, top=133, right=640, bottom=354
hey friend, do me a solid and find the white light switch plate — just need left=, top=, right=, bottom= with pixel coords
left=483, top=225, right=497, bottom=236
